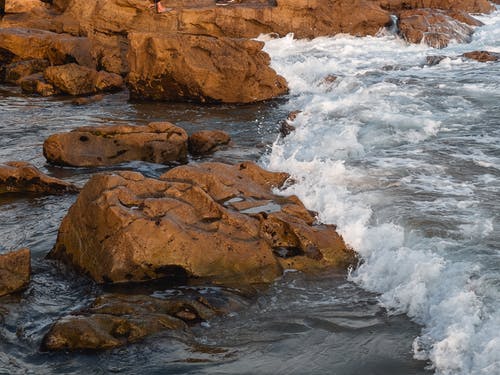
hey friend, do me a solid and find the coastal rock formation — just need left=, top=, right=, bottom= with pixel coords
left=49, top=161, right=356, bottom=285
left=0, top=161, right=78, bottom=195
left=19, top=72, right=60, bottom=96
left=43, top=63, right=123, bottom=96
left=188, top=130, right=231, bottom=155
left=461, top=50, right=500, bottom=62
left=127, top=32, right=288, bottom=103
left=2, top=58, right=49, bottom=84
left=0, top=248, right=30, bottom=297
left=43, top=122, right=188, bottom=167
left=398, top=9, right=475, bottom=48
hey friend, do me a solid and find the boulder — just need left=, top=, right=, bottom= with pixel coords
left=398, top=9, right=475, bottom=48
left=461, top=50, right=500, bottom=62
left=188, top=130, right=231, bottom=155
left=127, top=32, right=288, bottom=103
left=19, top=72, right=60, bottom=96
left=49, top=161, right=356, bottom=285
left=43, top=63, right=123, bottom=96
left=0, top=161, right=78, bottom=195
left=2, top=58, right=50, bottom=84
left=0, top=248, right=30, bottom=297
left=43, top=122, right=188, bottom=167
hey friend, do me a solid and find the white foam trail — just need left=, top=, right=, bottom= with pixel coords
left=260, top=9, right=500, bottom=374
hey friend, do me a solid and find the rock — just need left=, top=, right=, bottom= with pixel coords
left=398, top=9, right=475, bottom=48
left=71, top=94, right=104, bottom=105
left=41, top=292, right=231, bottom=351
left=379, top=0, right=494, bottom=13
left=43, top=63, right=123, bottom=96
left=0, top=161, right=78, bottom=195
left=188, top=130, right=231, bottom=155
left=0, top=248, right=30, bottom=297
left=19, top=72, right=60, bottom=96
left=461, top=50, right=500, bottom=62
left=127, top=32, right=288, bottom=103
left=43, top=122, right=188, bottom=167
left=0, top=28, right=94, bottom=68
left=2, top=58, right=49, bottom=84
left=49, top=161, right=356, bottom=285
left=279, top=110, right=301, bottom=137
left=425, top=55, right=447, bottom=66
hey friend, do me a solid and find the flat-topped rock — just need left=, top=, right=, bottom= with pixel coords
left=462, top=50, right=500, bottom=62
left=0, top=248, right=30, bottom=297
left=49, top=161, right=356, bottom=285
left=188, top=130, right=231, bottom=155
left=0, top=161, right=78, bottom=195
left=43, top=122, right=188, bottom=167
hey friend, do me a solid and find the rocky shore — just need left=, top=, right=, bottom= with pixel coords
left=1, top=0, right=498, bottom=354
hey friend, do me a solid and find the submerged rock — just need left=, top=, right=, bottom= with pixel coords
left=279, top=110, right=301, bottom=138
left=127, top=32, right=288, bottom=103
left=49, top=161, right=356, bottom=285
left=0, top=248, right=30, bottom=297
left=461, top=50, right=500, bottom=62
left=43, top=122, right=188, bottom=167
left=188, top=130, right=231, bottom=155
left=0, top=161, right=78, bottom=195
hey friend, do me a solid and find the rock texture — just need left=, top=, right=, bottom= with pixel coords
left=127, top=32, right=288, bottom=103
left=188, top=130, right=231, bottom=155
left=44, top=63, right=123, bottom=95
left=0, top=248, right=30, bottom=297
left=18, top=72, right=60, bottom=96
left=462, top=50, right=500, bottom=62
left=43, top=122, right=188, bottom=167
left=0, top=161, right=78, bottom=195
left=49, top=161, right=356, bottom=285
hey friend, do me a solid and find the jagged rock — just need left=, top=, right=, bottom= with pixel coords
left=188, top=130, right=231, bottom=155
left=19, top=72, right=60, bottom=96
left=43, top=122, right=188, bottom=167
left=461, top=50, right=500, bottom=62
left=0, top=161, right=78, bottom=195
left=0, top=248, right=30, bottom=297
left=43, top=63, right=123, bottom=96
left=425, top=55, right=447, bottom=65
left=2, top=58, right=50, bottom=84
left=279, top=110, right=301, bottom=137
left=49, top=161, right=356, bottom=285
left=127, top=32, right=288, bottom=103
left=398, top=9, right=475, bottom=48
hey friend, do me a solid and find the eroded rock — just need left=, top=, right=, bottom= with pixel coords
left=49, top=161, right=356, bottom=285
left=188, top=130, right=231, bottom=155
left=461, top=50, right=500, bottom=62
left=43, top=122, right=188, bottom=167
left=127, top=32, right=288, bottom=103
left=2, top=58, right=49, bottom=84
left=0, top=248, right=30, bottom=297
left=19, top=72, right=60, bottom=96
left=0, top=161, right=78, bottom=195
left=279, top=110, right=301, bottom=137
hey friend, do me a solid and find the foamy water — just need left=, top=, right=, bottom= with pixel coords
left=261, top=8, right=500, bottom=375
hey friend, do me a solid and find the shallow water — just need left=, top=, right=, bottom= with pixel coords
left=2, top=8, right=500, bottom=375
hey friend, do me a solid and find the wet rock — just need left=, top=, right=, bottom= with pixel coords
left=425, top=55, right=447, bottom=65
left=43, top=122, right=188, bottom=167
left=0, top=161, right=78, bottom=195
left=188, top=130, right=231, bottom=155
left=71, top=94, right=104, bottom=106
left=19, top=72, right=60, bottom=96
left=43, top=63, right=123, bottom=96
left=279, top=110, right=301, bottom=137
left=49, top=161, right=356, bottom=285
left=127, top=32, right=288, bottom=103
left=2, top=58, right=49, bottom=84
left=461, top=50, right=500, bottom=62
left=398, top=9, right=475, bottom=48
left=0, top=248, right=30, bottom=297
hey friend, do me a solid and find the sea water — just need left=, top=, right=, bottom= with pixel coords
left=261, top=8, right=500, bottom=375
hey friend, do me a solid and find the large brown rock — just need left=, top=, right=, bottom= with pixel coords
left=127, top=32, right=288, bottom=103
left=461, top=50, right=500, bottom=62
left=0, top=161, right=78, bottom=195
left=49, top=161, right=356, bottom=285
left=43, top=122, right=188, bottom=167
left=398, top=9, right=475, bottom=48
left=0, top=248, right=30, bottom=297
left=43, top=63, right=123, bottom=96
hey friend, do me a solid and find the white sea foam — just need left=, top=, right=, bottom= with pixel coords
left=260, top=9, right=500, bottom=374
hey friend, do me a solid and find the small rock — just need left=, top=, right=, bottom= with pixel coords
left=188, top=130, right=231, bottom=155
left=19, top=73, right=60, bottom=96
left=3, top=59, right=49, bottom=84
left=461, top=51, right=500, bottom=62
left=71, top=94, right=104, bottom=106
left=425, top=55, right=446, bottom=66
left=0, top=248, right=30, bottom=297
left=0, top=161, right=78, bottom=195
left=278, top=110, right=301, bottom=137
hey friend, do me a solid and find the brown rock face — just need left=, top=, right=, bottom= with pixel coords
left=380, top=0, right=494, bottom=13
left=0, top=248, right=30, bottom=297
left=43, top=63, right=123, bottom=96
left=398, top=9, right=475, bottom=48
left=49, top=161, right=356, bottom=285
left=0, top=161, right=78, bottom=195
left=461, top=50, right=500, bottom=62
left=127, top=32, right=288, bottom=103
left=43, top=122, right=188, bottom=167
left=188, top=130, right=231, bottom=155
